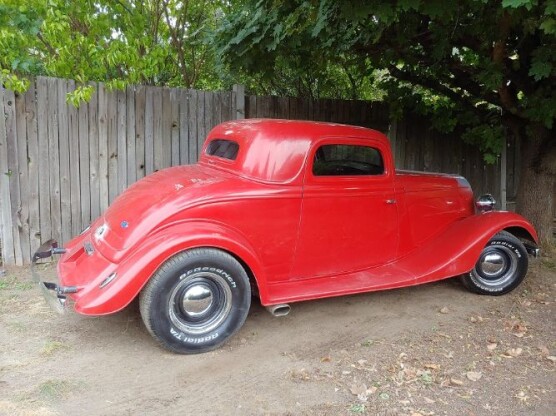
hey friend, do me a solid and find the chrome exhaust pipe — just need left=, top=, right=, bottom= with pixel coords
left=266, top=304, right=291, bottom=317
left=523, top=242, right=540, bottom=258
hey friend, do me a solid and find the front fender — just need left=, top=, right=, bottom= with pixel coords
left=407, top=210, right=537, bottom=285
left=73, top=220, right=267, bottom=315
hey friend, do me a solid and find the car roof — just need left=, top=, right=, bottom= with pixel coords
left=199, top=118, right=387, bottom=184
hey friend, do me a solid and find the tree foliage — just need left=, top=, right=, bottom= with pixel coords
left=0, top=0, right=228, bottom=99
left=216, top=0, right=555, bottom=158
left=215, top=0, right=556, bottom=244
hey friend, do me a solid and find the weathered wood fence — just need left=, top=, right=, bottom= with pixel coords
left=0, top=77, right=515, bottom=265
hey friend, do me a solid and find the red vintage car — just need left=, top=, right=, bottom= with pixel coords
left=33, top=119, right=539, bottom=354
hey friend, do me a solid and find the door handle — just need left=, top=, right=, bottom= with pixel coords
left=385, top=199, right=397, bottom=204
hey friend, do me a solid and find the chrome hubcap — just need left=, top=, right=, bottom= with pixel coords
left=480, top=253, right=506, bottom=277
left=181, top=284, right=213, bottom=317
left=169, top=271, right=232, bottom=335
left=473, top=245, right=518, bottom=288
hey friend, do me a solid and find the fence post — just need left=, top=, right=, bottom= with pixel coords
left=233, top=84, right=245, bottom=120
left=501, top=136, right=507, bottom=210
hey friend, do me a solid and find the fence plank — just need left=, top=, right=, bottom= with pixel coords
left=153, top=88, right=164, bottom=171
left=144, top=87, right=154, bottom=175
left=213, top=91, right=223, bottom=126
left=79, top=91, right=91, bottom=228
left=88, top=82, right=100, bottom=222
left=135, top=85, right=146, bottom=179
left=25, top=81, right=41, bottom=255
left=97, top=83, right=109, bottom=212
left=188, top=90, right=198, bottom=163
left=117, top=89, right=127, bottom=194
left=107, top=89, right=118, bottom=203
left=221, top=91, right=232, bottom=122
left=0, top=87, right=15, bottom=264
left=170, top=88, right=180, bottom=166
left=233, top=84, right=245, bottom=119
left=15, top=88, right=31, bottom=263
left=205, top=91, right=214, bottom=136
left=161, top=88, right=172, bottom=169
left=179, top=89, right=189, bottom=164
left=67, top=81, right=81, bottom=237
left=46, top=78, right=62, bottom=245
left=246, top=95, right=255, bottom=119
left=196, top=92, right=206, bottom=159
left=126, top=85, right=136, bottom=185
left=4, top=89, right=23, bottom=265
left=57, top=79, right=72, bottom=245
left=36, top=78, right=52, bottom=247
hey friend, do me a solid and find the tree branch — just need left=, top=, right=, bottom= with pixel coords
left=387, top=65, right=491, bottom=119
left=37, top=32, right=58, bottom=57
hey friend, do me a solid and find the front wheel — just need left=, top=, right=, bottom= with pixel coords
left=462, top=231, right=528, bottom=295
left=139, top=248, right=251, bottom=354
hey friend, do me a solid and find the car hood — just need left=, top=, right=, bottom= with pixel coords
left=94, top=164, right=230, bottom=257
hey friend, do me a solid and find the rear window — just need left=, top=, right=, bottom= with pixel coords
left=206, top=139, right=239, bottom=160
left=313, top=144, right=384, bottom=176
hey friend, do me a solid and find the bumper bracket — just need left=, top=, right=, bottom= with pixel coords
left=31, top=239, right=77, bottom=313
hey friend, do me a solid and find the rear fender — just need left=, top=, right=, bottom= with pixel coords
left=74, top=220, right=266, bottom=315
left=407, top=211, right=538, bottom=285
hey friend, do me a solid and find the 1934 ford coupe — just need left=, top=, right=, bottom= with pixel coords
left=33, top=119, right=539, bottom=354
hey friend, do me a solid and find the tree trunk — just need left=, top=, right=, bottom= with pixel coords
left=516, top=126, right=556, bottom=248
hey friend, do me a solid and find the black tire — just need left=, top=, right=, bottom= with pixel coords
left=139, top=248, right=251, bottom=354
left=462, top=231, right=528, bottom=295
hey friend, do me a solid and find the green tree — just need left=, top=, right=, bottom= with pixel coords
left=216, top=0, right=556, bottom=246
left=0, top=0, right=227, bottom=98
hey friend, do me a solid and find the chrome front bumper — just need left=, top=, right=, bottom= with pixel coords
left=31, top=239, right=77, bottom=314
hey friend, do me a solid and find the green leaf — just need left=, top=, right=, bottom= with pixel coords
left=502, top=0, right=536, bottom=10
left=529, top=60, right=552, bottom=80
left=546, top=0, right=556, bottom=15
left=540, top=17, right=556, bottom=34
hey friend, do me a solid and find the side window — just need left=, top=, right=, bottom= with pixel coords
left=312, top=144, right=384, bottom=176
left=206, top=139, right=239, bottom=160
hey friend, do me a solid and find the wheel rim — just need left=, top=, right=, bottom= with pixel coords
left=169, top=271, right=232, bottom=335
left=472, top=245, right=518, bottom=289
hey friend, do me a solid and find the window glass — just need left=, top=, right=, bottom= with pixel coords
left=312, top=144, right=384, bottom=176
left=206, top=139, right=239, bottom=160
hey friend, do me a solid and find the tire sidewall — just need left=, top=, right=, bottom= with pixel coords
left=467, top=234, right=528, bottom=295
left=147, top=251, right=251, bottom=353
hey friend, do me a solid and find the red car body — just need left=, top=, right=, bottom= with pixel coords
left=50, top=119, right=538, bottom=317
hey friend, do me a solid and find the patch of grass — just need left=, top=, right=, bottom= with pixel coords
left=0, top=276, right=34, bottom=291
left=41, top=340, right=70, bottom=356
left=419, top=370, right=434, bottom=385
left=6, top=320, right=27, bottom=333
left=349, top=403, right=366, bottom=414
left=541, top=259, right=555, bottom=269
left=37, top=380, right=74, bottom=400
left=36, top=379, right=84, bottom=401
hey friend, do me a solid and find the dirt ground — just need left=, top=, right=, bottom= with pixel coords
left=0, top=252, right=554, bottom=416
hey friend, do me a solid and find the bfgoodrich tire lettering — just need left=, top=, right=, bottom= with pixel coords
left=462, top=231, right=528, bottom=296
left=139, top=248, right=251, bottom=354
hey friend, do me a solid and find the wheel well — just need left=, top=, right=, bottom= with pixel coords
left=220, top=249, right=261, bottom=298
left=503, top=226, right=537, bottom=245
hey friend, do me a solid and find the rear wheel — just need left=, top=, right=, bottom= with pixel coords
left=139, top=248, right=251, bottom=354
left=462, top=231, right=528, bottom=295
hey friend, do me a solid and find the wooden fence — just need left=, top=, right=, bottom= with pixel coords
left=0, top=77, right=513, bottom=265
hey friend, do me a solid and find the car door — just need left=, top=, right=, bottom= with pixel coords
left=290, top=138, right=399, bottom=279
